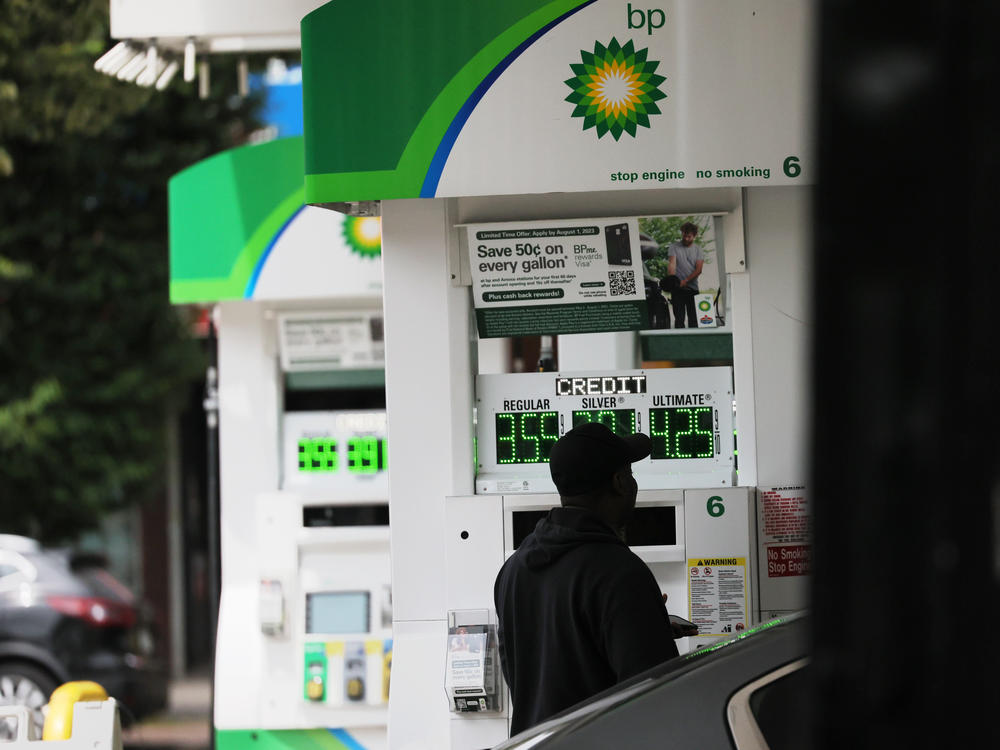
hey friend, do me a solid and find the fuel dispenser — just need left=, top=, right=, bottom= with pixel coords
left=472, top=366, right=753, bottom=637
left=293, top=3, right=817, bottom=748
left=168, top=134, right=394, bottom=749
left=210, top=306, right=393, bottom=750
left=245, top=378, right=393, bottom=746
left=443, top=365, right=798, bottom=741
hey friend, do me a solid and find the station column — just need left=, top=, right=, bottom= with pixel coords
left=380, top=198, right=475, bottom=749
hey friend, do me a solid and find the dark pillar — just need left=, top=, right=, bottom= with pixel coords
left=812, top=2, right=999, bottom=748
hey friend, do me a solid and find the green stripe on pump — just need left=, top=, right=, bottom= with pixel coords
left=215, top=728, right=363, bottom=750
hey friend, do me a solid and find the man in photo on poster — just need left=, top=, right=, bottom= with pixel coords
left=666, top=222, right=705, bottom=328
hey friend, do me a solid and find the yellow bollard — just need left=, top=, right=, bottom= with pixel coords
left=42, top=681, right=108, bottom=740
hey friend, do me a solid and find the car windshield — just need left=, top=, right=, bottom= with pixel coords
left=494, top=612, right=806, bottom=750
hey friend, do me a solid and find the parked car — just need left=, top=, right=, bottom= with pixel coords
left=0, top=534, right=168, bottom=739
left=494, top=611, right=810, bottom=750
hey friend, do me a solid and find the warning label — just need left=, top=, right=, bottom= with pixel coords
left=759, top=486, right=811, bottom=579
left=759, top=487, right=810, bottom=543
left=687, top=556, right=747, bottom=636
left=765, top=544, right=811, bottom=577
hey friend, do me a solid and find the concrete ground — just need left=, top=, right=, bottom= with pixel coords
left=122, top=673, right=212, bottom=750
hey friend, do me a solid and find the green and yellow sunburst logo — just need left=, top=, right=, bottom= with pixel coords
left=564, top=37, right=667, bottom=141
left=342, top=216, right=382, bottom=259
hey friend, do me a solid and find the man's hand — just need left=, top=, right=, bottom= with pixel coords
left=663, top=594, right=699, bottom=638
left=669, top=615, right=699, bottom=638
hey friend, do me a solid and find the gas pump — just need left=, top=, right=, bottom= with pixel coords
left=214, top=312, right=393, bottom=750
left=475, top=365, right=750, bottom=639
left=167, top=137, right=392, bottom=750
left=440, top=365, right=805, bottom=749
left=429, top=205, right=811, bottom=747
left=294, top=3, right=817, bottom=749
left=252, top=398, right=392, bottom=726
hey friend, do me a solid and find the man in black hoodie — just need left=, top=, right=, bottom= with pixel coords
left=494, top=422, right=681, bottom=734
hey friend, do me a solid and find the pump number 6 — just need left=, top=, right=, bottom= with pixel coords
left=706, top=495, right=726, bottom=518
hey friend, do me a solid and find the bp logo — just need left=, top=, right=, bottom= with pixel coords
left=698, top=299, right=712, bottom=312
left=563, top=37, right=667, bottom=141
left=342, top=216, right=382, bottom=259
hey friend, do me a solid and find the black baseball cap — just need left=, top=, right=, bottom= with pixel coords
left=549, top=422, right=652, bottom=496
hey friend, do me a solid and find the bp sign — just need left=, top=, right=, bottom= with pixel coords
left=301, top=0, right=814, bottom=203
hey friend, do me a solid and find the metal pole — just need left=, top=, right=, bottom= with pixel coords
left=202, top=330, right=220, bottom=643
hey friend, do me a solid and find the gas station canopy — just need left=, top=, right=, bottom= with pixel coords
left=109, top=0, right=326, bottom=53
left=168, top=137, right=382, bottom=304
left=301, top=0, right=813, bottom=206
left=97, top=0, right=324, bottom=90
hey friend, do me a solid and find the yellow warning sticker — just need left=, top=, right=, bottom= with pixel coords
left=687, top=557, right=748, bottom=637
left=690, top=557, right=746, bottom=566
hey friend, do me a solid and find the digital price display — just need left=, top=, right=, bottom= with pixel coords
left=571, top=409, right=637, bottom=436
left=283, top=410, right=389, bottom=497
left=298, top=437, right=387, bottom=474
left=476, top=367, right=734, bottom=493
left=648, top=407, right=714, bottom=459
left=346, top=437, right=387, bottom=474
left=299, top=438, right=339, bottom=472
left=495, top=411, right=559, bottom=464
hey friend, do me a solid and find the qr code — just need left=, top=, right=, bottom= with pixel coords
left=609, top=269, right=636, bottom=297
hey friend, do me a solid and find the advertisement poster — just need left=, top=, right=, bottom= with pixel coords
left=468, top=213, right=721, bottom=338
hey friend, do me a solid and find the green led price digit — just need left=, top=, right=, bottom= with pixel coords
left=347, top=437, right=387, bottom=474
left=495, top=411, right=559, bottom=464
left=298, top=438, right=338, bottom=472
left=673, top=407, right=714, bottom=458
left=649, top=409, right=671, bottom=458
left=572, top=409, right=636, bottom=436
left=496, top=413, right=517, bottom=464
left=648, top=407, right=715, bottom=459
left=521, top=414, right=541, bottom=462
left=521, top=412, right=559, bottom=462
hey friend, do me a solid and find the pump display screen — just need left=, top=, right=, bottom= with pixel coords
left=495, top=411, right=559, bottom=464
left=298, top=438, right=338, bottom=472
left=297, top=437, right=387, bottom=473
left=306, top=591, right=370, bottom=634
left=571, top=409, right=637, bottom=436
left=649, top=407, right=715, bottom=459
left=283, top=410, right=389, bottom=495
left=476, top=367, right=734, bottom=493
left=346, top=437, right=387, bottom=473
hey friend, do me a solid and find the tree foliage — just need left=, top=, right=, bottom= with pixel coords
left=0, top=0, right=261, bottom=541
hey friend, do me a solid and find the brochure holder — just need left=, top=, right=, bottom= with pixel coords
left=444, top=609, right=503, bottom=714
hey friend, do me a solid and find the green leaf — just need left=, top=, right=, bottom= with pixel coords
left=0, top=0, right=262, bottom=542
